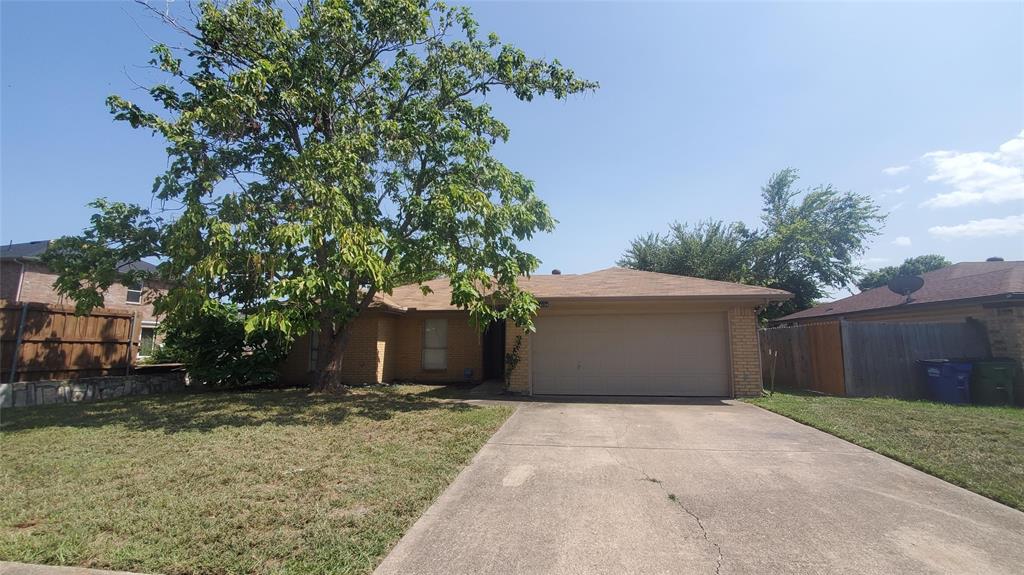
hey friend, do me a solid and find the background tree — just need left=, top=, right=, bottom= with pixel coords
left=620, top=169, right=885, bottom=320
left=855, top=254, right=952, bottom=291
left=620, top=221, right=751, bottom=283
left=43, top=0, right=596, bottom=391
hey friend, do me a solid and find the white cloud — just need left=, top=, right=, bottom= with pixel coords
left=892, top=236, right=912, bottom=246
left=920, top=131, right=1024, bottom=208
left=928, top=214, right=1024, bottom=238
left=890, top=202, right=906, bottom=212
left=882, top=165, right=910, bottom=176
left=878, top=186, right=909, bottom=199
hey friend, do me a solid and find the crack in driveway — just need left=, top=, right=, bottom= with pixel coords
left=669, top=493, right=723, bottom=575
left=606, top=448, right=724, bottom=575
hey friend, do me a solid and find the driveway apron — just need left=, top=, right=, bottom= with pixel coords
left=374, top=399, right=1024, bottom=575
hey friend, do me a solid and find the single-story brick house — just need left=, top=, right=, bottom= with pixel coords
left=773, top=260, right=1024, bottom=372
left=279, top=267, right=791, bottom=397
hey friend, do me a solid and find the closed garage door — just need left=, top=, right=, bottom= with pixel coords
left=531, top=312, right=730, bottom=396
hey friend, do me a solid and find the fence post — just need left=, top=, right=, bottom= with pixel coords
left=125, top=312, right=137, bottom=376
left=7, top=303, right=29, bottom=383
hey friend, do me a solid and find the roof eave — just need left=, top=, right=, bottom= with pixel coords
left=368, top=301, right=408, bottom=314
left=773, top=292, right=1024, bottom=324
left=0, top=255, right=42, bottom=262
left=534, top=293, right=793, bottom=304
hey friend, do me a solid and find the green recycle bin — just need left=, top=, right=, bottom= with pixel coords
left=969, top=359, right=1017, bottom=406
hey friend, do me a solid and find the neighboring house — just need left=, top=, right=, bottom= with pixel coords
left=0, top=240, right=165, bottom=358
left=774, top=260, right=1024, bottom=371
left=280, top=267, right=791, bottom=397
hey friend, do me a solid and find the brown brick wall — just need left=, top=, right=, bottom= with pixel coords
left=392, top=311, right=483, bottom=383
left=8, top=263, right=66, bottom=306
left=277, top=312, right=393, bottom=386
left=504, top=322, right=531, bottom=393
left=5, top=262, right=163, bottom=323
left=339, top=313, right=387, bottom=384
left=379, top=315, right=397, bottom=382
left=983, top=305, right=1024, bottom=366
left=1, top=261, right=21, bottom=301
left=728, top=306, right=763, bottom=397
left=278, top=311, right=486, bottom=387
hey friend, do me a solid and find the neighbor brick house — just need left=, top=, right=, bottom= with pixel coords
left=774, top=260, right=1024, bottom=374
left=279, top=267, right=791, bottom=397
left=1, top=240, right=166, bottom=357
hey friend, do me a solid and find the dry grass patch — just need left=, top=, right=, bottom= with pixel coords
left=0, top=385, right=512, bottom=574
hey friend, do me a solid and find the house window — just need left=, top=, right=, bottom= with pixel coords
left=139, top=325, right=157, bottom=357
left=126, top=282, right=143, bottom=304
left=422, top=318, right=448, bottom=370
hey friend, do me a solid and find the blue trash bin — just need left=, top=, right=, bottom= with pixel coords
left=918, top=360, right=973, bottom=404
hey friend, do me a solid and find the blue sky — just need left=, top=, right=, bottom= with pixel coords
left=2, top=1, right=1022, bottom=297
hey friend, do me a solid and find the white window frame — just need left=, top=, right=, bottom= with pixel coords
left=126, top=282, right=144, bottom=305
left=138, top=321, right=159, bottom=358
left=422, top=318, right=448, bottom=370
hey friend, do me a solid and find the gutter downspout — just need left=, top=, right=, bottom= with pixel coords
left=14, top=258, right=27, bottom=302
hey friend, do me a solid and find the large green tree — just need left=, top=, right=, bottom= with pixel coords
left=620, top=169, right=885, bottom=320
left=855, top=254, right=951, bottom=292
left=43, top=0, right=596, bottom=391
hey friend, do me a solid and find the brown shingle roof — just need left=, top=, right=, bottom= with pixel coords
left=777, top=261, right=1024, bottom=323
left=381, top=267, right=791, bottom=311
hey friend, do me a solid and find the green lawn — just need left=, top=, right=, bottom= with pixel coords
left=747, top=390, right=1024, bottom=511
left=0, top=385, right=513, bottom=575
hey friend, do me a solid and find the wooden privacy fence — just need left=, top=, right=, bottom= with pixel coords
left=0, top=302, right=138, bottom=383
left=760, top=320, right=991, bottom=398
left=760, top=322, right=846, bottom=395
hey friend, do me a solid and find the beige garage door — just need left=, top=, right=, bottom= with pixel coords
left=531, top=312, right=730, bottom=396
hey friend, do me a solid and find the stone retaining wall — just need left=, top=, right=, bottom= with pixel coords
left=0, top=372, right=188, bottom=408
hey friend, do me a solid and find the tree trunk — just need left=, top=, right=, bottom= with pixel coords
left=312, top=322, right=353, bottom=394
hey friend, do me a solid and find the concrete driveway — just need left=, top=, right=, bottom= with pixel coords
left=375, top=399, right=1024, bottom=575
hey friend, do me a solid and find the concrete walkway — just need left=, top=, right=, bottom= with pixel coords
left=375, top=399, right=1024, bottom=575
left=0, top=563, right=148, bottom=575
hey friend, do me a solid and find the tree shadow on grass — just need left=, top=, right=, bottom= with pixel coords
left=410, top=382, right=478, bottom=400
left=0, top=386, right=479, bottom=434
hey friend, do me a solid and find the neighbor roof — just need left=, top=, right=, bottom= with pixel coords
left=382, top=267, right=791, bottom=311
left=777, top=260, right=1024, bottom=323
left=0, top=240, right=51, bottom=259
left=0, top=240, right=158, bottom=273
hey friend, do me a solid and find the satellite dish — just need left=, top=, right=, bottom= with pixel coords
left=887, top=275, right=924, bottom=299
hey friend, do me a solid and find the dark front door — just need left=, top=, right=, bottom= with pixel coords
left=482, top=320, right=506, bottom=381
